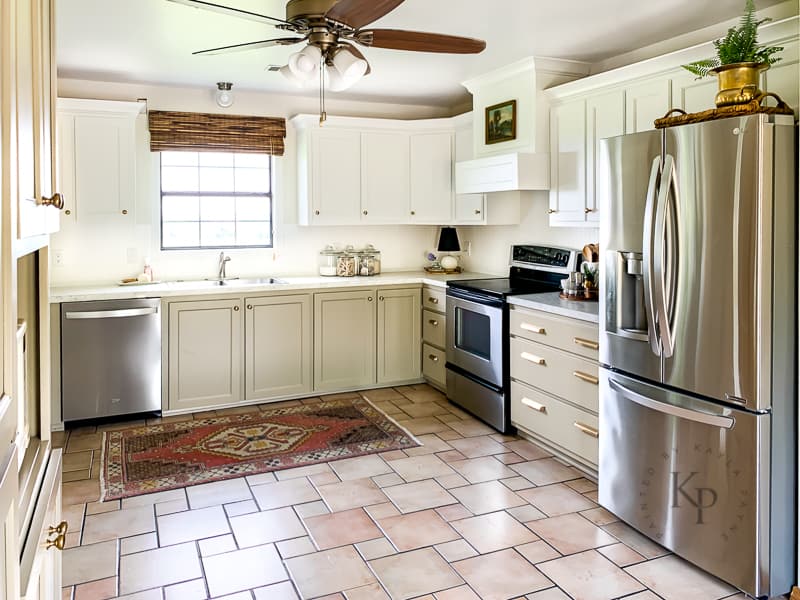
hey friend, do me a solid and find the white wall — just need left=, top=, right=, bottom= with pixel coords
left=51, top=79, right=455, bottom=285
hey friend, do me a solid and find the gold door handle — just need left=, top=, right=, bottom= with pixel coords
left=547, top=208, right=557, bottom=214
left=573, top=421, right=599, bottom=438
left=428, top=354, right=439, bottom=362
left=428, top=319, right=438, bottom=326
left=428, top=297, right=439, bottom=305
left=520, top=323, right=545, bottom=335
left=39, top=192, right=65, bottom=210
left=520, top=352, right=546, bottom=366
left=521, top=397, right=546, bottom=413
left=48, top=521, right=68, bottom=536
left=573, top=371, right=599, bottom=385
left=573, top=337, right=599, bottom=351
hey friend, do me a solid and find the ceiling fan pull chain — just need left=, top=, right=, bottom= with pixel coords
left=319, top=55, right=327, bottom=126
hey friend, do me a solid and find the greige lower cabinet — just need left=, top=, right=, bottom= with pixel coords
left=377, top=288, right=421, bottom=385
left=168, top=299, right=243, bottom=411
left=314, top=290, right=377, bottom=391
left=509, top=304, right=600, bottom=473
left=421, top=285, right=447, bottom=390
left=245, top=294, right=312, bottom=400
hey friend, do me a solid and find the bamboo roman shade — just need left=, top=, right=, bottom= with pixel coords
left=148, top=111, right=286, bottom=156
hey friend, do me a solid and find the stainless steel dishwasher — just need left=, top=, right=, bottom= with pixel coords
left=61, top=298, right=161, bottom=422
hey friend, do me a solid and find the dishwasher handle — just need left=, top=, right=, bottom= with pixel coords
left=64, top=307, right=158, bottom=320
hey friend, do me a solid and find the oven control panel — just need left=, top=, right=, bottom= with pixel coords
left=510, top=245, right=578, bottom=272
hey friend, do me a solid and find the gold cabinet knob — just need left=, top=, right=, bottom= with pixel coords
left=379, top=296, right=384, bottom=301
left=367, top=296, right=373, bottom=302
left=363, top=210, right=368, bottom=216
left=64, top=209, right=71, bottom=215
left=247, top=304, right=253, bottom=310
left=233, top=306, right=240, bottom=312
left=474, top=209, right=481, bottom=215
left=314, top=210, right=320, bottom=216
left=547, top=208, right=557, bottom=214
left=39, top=192, right=65, bottom=209
left=122, top=209, right=128, bottom=215
left=410, top=211, right=416, bottom=216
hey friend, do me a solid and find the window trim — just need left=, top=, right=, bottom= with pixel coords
left=159, top=152, right=274, bottom=251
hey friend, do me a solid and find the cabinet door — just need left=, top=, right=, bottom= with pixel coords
left=361, top=132, right=410, bottom=223
left=586, top=89, right=625, bottom=223
left=377, top=288, right=421, bottom=385
left=410, top=133, right=453, bottom=223
left=763, top=39, right=799, bottom=115
left=168, top=299, right=243, bottom=411
left=671, top=71, right=718, bottom=114
left=549, top=99, right=587, bottom=223
left=625, top=78, right=671, bottom=133
left=453, top=194, right=486, bottom=224
left=245, top=294, right=312, bottom=401
left=314, top=290, right=376, bottom=391
left=0, top=445, right=20, bottom=600
left=310, top=129, right=361, bottom=225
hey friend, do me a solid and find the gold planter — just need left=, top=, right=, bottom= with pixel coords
left=710, top=62, right=769, bottom=107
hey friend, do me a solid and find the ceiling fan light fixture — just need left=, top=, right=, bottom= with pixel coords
left=215, top=81, right=234, bottom=108
left=332, top=47, right=368, bottom=81
left=288, top=44, right=322, bottom=79
left=325, top=65, right=354, bottom=92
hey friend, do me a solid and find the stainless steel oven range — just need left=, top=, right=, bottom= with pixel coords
left=445, top=245, right=579, bottom=433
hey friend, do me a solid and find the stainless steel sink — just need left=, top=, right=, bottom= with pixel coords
left=202, top=277, right=288, bottom=286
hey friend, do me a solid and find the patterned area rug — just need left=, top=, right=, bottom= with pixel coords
left=100, top=397, right=418, bottom=501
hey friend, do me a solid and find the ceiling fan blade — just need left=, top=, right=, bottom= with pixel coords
left=193, top=37, right=305, bottom=56
left=338, top=43, right=372, bottom=75
left=357, top=29, right=486, bottom=54
left=325, top=0, right=404, bottom=29
left=166, top=0, right=292, bottom=27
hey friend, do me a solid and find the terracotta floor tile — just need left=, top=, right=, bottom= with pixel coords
left=163, top=579, right=207, bottom=600
left=435, top=504, right=472, bottom=522
left=450, top=511, right=537, bottom=554
left=372, top=473, right=405, bottom=488
left=185, top=477, right=252, bottom=509
left=386, top=454, right=455, bottom=482
left=377, top=509, right=460, bottom=551
left=437, top=430, right=464, bottom=441
left=317, top=477, right=389, bottom=512
left=294, top=500, right=331, bottom=519
left=434, top=539, right=478, bottom=562
left=251, top=477, right=321, bottom=511
left=517, top=483, right=597, bottom=517
left=365, top=502, right=401, bottom=520
left=83, top=505, right=155, bottom=545
left=403, top=434, right=453, bottom=457
left=515, top=540, right=561, bottom=565
left=525, top=588, right=572, bottom=599
left=447, top=436, right=508, bottom=458
left=434, top=586, right=481, bottom=600
left=597, top=543, right=645, bottom=567
left=600, top=521, right=669, bottom=559
left=63, top=450, right=93, bottom=472
left=369, top=547, right=464, bottom=600
left=506, top=504, right=547, bottom=524
left=73, top=576, right=117, bottom=600
left=355, top=537, right=396, bottom=560
left=625, top=555, right=736, bottom=600
left=379, top=450, right=408, bottom=461
left=446, top=420, right=497, bottom=438
left=121, top=489, right=186, bottom=509
left=436, top=450, right=468, bottom=463
left=565, top=478, right=598, bottom=493
left=399, top=402, right=452, bottom=418
left=449, top=481, right=526, bottom=515
left=401, top=387, right=446, bottom=404
left=63, top=469, right=92, bottom=482
left=62, top=479, right=101, bottom=506
left=329, top=454, right=392, bottom=480
left=85, top=500, right=119, bottom=516
left=399, top=417, right=453, bottom=435
left=285, top=546, right=376, bottom=599
left=114, top=590, right=163, bottom=600
left=253, top=580, right=300, bottom=600
left=246, top=471, right=277, bottom=486
left=230, top=506, right=307, bottom=547
left=63, top=504, right=86, bottom=533
left=198, top=533, right=238, bottom=557
left=449, top=456, right=517, bottom=484
left=502, top=440, right=552, bottom=461
left=361, top=388, right=406, bottom=402
left=203, top=543, right=288, bottom=597
left=435, top=473, right=470, bottom=489
left=537, top=550, right=645, bottom=600
left=66, top=432, right=104, bottom=452
left=620, top=593, right=662, bottom=600
left=494, top=452, right=527, bottom=465
left=224, top=499, right=259, bottom=517
left=119, top=532, right=158, bottom=555
left=453, top=548, right=552, bottom=600
left=119, top=542, right=202, bottom=595
left=528, top=514, right=618, bottom=555
left=509, top=459, right=581, bottom=486
left=382, top=479, right=457, bottom=513
left=305, top=508, right=382, bottom=550
left=579, top=507, right=619, bottom=526
left=157, top=505, right=230, bottom=546
left=155, top=497, right=188, bottom=516
left=344, top=582, right=390, bottom=600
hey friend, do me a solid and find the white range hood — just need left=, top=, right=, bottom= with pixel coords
left=455, top=57, right=589, bottom=194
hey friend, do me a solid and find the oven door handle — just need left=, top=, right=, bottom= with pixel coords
left=609, top=379, right=735, bottom=429
left=446, top=287, right=505, bottom=308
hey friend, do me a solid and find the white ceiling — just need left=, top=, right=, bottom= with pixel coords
left=57, top=0, right=787, bottom=108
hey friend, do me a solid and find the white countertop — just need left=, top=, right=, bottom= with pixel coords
left=49, top=271, right=494, bottom=303
left=509, top=292, right=600, bottom=324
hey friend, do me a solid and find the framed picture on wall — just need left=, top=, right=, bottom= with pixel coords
left=485, top=99, right=517, bottom=145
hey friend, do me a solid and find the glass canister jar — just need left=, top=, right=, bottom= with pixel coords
left=357, top=251, right=376, bottom=276
left=318, top=245, right=341, bottom=277
left=363, top=244, right=381, bottom=274
left=336, top=248, right=357, bottom=277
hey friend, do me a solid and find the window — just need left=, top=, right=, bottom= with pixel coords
left=160, top=151, right=273, bottom=249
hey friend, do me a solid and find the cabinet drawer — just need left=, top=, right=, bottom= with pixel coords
left=422, top=344, right=446, bottom=386
left=510, top=337, right=599, bottom=413
left=422, top=310, right=446, bottom=348
left=422, top=287, right=446, bottom=312
left=510, top=306, right=599, bottom=360
left=511, top=381, right=598, bottom=467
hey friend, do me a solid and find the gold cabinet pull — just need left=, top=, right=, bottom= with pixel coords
left=584, top=207, right=593, bottom=214
left=45, top=521, right=69, bottom=551
left=428, top=319, right=439, bottom=326
left=428, top=297, right=439, bottom=305
left=48, top=521, right=68, bottom=536
left=520, top=323, right=545, bottom=335
left=547, top=208, right=557, bottom=214
left=573, top=337, right=599, bottom=350
left=573, top=371, right=599, bottom=385
left=573, top=421, right=599, bottom=438
left=520, top=352, right=546, bottom=366
left=39, top=192, right=65, bottom=209
left=428, top=354, right=439, bottom=362
left=521, top=397, right=546, bottom=413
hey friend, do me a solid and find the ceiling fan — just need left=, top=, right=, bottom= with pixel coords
left=168, top=0, right=487, bottom=118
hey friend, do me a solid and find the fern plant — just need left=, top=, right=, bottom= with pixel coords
left=683, top=0, right=783, bottom=78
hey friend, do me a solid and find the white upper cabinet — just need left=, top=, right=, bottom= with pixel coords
left=455, top=153, right=549, bottom=194
left=548, top=100, right=587, bottom=224
left=670, top=72, right=719, bottom=114
left=409, top=132, right=453, bottom=223
left=625, top=78, right=671, bottom=133
left=305, top=128, right=361, bottom=226
left=361, top=131, right=410, bottom=223
left=585, top=89, right=625, bottom=223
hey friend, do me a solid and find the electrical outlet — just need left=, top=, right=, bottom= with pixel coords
left=53, top=250, right=64, bottom=266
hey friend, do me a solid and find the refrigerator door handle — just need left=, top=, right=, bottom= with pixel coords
left=608, top=378, right=735, bottom=429
left=654, top=154, right=676, bottom=358
left=642, top=157, right=662, bottom=356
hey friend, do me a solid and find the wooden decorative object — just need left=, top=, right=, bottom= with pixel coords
left=790, top=586, right=800, bottom=600
left=424, top=266, right=463, bottom=274
left=485, top=99, right=517, bottom=145
left=654, top=92, right=794, bottom=129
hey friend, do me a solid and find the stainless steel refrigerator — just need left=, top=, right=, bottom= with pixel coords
left=598, top=114, right=796, bottom=599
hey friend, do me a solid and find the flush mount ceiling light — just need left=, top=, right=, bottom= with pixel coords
left=169, top=0, right=487, bottom=122
left=215, top=81, right=234, bottom=108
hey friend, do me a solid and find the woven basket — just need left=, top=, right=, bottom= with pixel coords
left=654, top=92, right=794, bottom=129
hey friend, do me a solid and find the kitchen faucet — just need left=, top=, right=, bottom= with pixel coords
left=218, top=252, right=231, bottom=280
